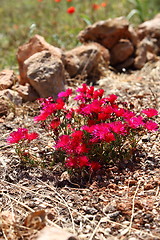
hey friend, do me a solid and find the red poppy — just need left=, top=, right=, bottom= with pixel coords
left=67, top=6, right=75, bottom=14
left=92, top=3, right=100, bottom=10
left=55, top=0, right=61, bottom=2
left=101, top=2, right=107, bottom=7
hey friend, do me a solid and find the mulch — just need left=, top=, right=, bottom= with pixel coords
left=0, top=60, right=160, bottom=240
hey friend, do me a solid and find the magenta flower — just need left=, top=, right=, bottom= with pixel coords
left=58, top=88, right=72, bottom=98
left=142, top=108, right=158, bottom=118
left=106, top=94, right=117, bottom=103
left=109, top=121, right=127, bottom=135
left=26, top=132, right=39, bottom=140
left=77, top=156, right=90, bottom=167
left=65, top=157, right=77, bottom=167
left=89, top=161, right=101, bottom=171
left=50, top=119, right=60, bottom=129
left=7, top=128, right=28, bottom=144
left=145, top=120, right=158, bottom=131
left=126, top=116, right=144, bottom=129
left=55, top=135, right=70, bottom=149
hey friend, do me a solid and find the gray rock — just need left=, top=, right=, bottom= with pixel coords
left=25, top=51, right=65, bottom=98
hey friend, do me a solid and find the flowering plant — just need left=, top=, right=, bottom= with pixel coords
left=7, top=84, right=159, bottom=173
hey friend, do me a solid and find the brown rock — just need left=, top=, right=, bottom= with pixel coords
left=0, top=99, right=8, bottom=116
left=138, top=14, right=160, bottom=40
left=134, top=36, right=159, bottom=69
left=0, top=69, right=18, bottom=90
left=78, top=17, right=138, bottom=49
left=64, top=43, right=110, bottom=78
left=110, top=39, right=134, bottom=65
left=13, top=83, right=40, bottom=102
left=37, top=226, right=78, bottom=240
left=17, top=34, right=63, bottom=84
left=116, top=57, right=134, bottom=71
left=25, top=51, right=65, bottom=98
left=0, top=89, right=22, bottom=105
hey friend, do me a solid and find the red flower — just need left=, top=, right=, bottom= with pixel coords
left=58, top=88, right=72, bottom=98
left=26, top=132, right=39, bottom=141
left=67, top=0, right=72, bottom=2
left=55, top=0, right=61, bottom=2
left=145, top=121, right=158, bottom=131
left=67, top=6, right=75, bottom=14
left=55, top=135, right=70, bottom=149
left=92, top=3, right=100, bottom=10
left=101, top=2, right=107, bottom=7
left=50, top=119, right=60, bottom=129
left=109, top=121, right=127, bottom=135
left=77, top=156, right=90, bottom=167
left=106, top=94, right=117, bottom=103
left=89, top=161, right=101, bottom=171
left=104, top=132, right=115, bottom=143
left=142, top=108, right=158, bottom=118
left=7, top=128, right=28, bottom=144
left=126, top=116, right=144, bottom=129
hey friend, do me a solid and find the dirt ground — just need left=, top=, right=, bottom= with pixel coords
left=0, top=60, right=160, bottom=240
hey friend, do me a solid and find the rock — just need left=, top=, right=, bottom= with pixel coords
left=138, top=14, right=160, bottom=40
left=24, top=51, right=65, bottom=98
left=134, top=40, right=147, bottom=69
left=0, top=89, right=22, bottom=105
left=0, top=89, right=22, bottom=116
left=78, top=16, right=138, bottom=49
left=110, top=39, right=134, bottom=65
left=13, top=83, right=40, bottom=102
left=37, top=226, right=78, bottom=240
left=17, top=34, right=63, bottom=85
left=0, top=69, right=18, bottom=90
left=134, top=36, right=158, bottom=69
left=0, top=99, right=8, bottom=116
left=64, top=43, right=110, bottom=78
left=116, top=57, right=134, bottom=71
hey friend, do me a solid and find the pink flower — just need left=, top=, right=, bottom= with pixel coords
left=65, top=157, right=77, bottom=167
left=109, top=121, right=127, bottom=135
left=66, top=108, right=74, bottom=119
left=77, top=156, right=90, bottom=167
left=144, top=120, right=158, bottom=131
left=93, top=89, right=104, bottom=99
left=34, top=103, right=56, bottom=121
left=89, top=123, right=114, bottom=142
left=75, top=143, right=89, bottom=154
left=58, top=88, right=72, bottom=98
left=126, top=116, right=144, bottom=129
left=7, top=128, right=28, bottom=144
left=104, top=132, right=115, bottom=143
left=50, top=119, right=60, bottom=129
left=65, top=156, right=89, bottom=168
left=55, top=135, right=70, bottom=149
left=26, top=132, right=39, bottom=141
left=114, top=108, right=125, bottom=117
left=89, top=161, right=101, bottom=171
left=71, top=130, right=83, bottom=139
left=106, top=94, right=117, bottom=103
left=55, top=98, right=65, bottom=110
left=76, top=84, right=87, bottom=94
left=142, top=108, right=158, bottom=118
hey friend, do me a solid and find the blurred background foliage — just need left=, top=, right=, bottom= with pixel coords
left=0, top=0, right=160, bottom=70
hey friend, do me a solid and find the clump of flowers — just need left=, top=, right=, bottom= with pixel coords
left=7, top=128, right=39, bottom=164
left=7, top=84, right=159, bottom=173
